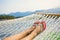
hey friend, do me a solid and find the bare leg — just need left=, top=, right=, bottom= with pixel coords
left=3, top=26, right=36, bottom=40
left=3, top=21, right=46, bottom=40
left=21, top=23, right=44, bottom=40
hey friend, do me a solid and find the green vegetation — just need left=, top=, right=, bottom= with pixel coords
left=0, top=15, right=24, bottom=20
left=0, top=15, right=15, bottom=20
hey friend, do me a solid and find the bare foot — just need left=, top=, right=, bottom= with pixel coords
left=3, top=21, right=46, bottom=40
left=21, top=21, right=46, bottom=40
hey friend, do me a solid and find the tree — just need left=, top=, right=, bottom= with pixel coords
left=0, top=15, right=15, bottom=20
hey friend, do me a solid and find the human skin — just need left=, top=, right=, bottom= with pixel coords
left=3, top=21, right=45, bottom=40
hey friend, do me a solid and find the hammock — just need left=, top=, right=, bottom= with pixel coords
left=0, top=13, right=60, bottom=40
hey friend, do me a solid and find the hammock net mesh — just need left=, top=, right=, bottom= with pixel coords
left=0, top=13, right=60, bottom=40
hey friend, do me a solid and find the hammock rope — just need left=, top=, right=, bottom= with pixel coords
left=0, top=13, right=60, bottom=40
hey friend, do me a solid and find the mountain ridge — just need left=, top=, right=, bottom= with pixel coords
left=0, top=8, right=60, bottom=17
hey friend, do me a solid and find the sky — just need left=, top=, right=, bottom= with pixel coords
left=0, top=0, right=60, bottom=14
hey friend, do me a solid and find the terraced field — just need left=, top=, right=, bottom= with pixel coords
left=0, top=13, right=60, bottom=40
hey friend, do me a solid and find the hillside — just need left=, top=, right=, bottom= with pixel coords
left=0, top=8, right=60, bottom=18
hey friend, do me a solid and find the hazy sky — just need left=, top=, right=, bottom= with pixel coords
left=0, top=0, right=60, bottom=14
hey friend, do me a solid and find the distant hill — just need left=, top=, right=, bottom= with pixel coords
left=8, top=11, right=34, bottom=17
left=35, top=8, right=60, bottom=13
left=44, top=8, right=60, bottom=13
left=0, top=8, right=60, bottom=18
left=9, top=8, right=60, bottom=17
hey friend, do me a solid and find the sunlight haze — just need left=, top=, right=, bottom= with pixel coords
left=0, top=0, right=60, bottom=14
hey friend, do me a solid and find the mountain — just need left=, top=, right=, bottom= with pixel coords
left=9, top=11, right=34, bottom=17
left=35, top=8, right=60, bottom=13
left=44, top=8, right=60, bottom=13
left=35, top=10, right=45, bottom=12
left=0, top=8, right=60, bottom=17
